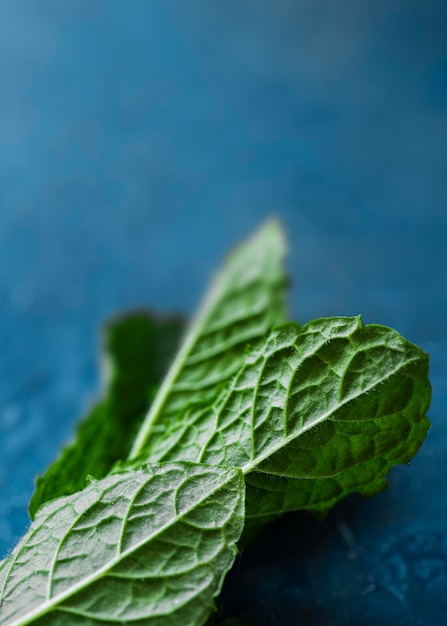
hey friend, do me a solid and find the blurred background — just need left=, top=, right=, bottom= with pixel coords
left=1, top=1, right=446, bottom=624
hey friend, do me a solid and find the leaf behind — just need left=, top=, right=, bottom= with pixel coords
left=29, top=313, right=184, bottom=518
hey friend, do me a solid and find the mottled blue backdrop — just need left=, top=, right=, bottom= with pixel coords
left=1, top=1, right=446, bottom=624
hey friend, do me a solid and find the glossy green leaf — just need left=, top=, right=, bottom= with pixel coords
left=128, top=220, right=287, bottom=461
left=138, top=316, right=431, bottom=519
left=1, top=463, right=245, bottom=626
left=29, top=313, right=184, bottom=518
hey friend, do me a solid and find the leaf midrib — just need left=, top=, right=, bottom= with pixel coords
left=128, top=266, right=231, bottom=460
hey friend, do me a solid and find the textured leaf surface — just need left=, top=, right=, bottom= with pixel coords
left=140, top=317, right=431, bottom=518
left=129, top=220, right=287, bottom=460
left=0, top=463, right=245, bottom=626
left=29, top=313, right=184, bottom=518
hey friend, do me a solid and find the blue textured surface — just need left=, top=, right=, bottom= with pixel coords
left=1, top=1, right=446, bottom=623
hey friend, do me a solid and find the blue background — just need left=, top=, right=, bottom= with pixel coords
left=0, top=1, right=446, bottom=623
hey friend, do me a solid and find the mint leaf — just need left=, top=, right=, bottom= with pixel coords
left=128, top=220, right=287, bottom=461
left=138, top=317, right=431, bottom=518
left=29, top=313, right=184, bottom=518
left=1, top=463, right=245, bottom=626
left=2, top=220, right=432, bottom=626
left=30, top=221, right=287, bottom=516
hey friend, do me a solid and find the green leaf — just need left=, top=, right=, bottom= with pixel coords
left=0, top=463, right=245, bottom=626
left=138, top=317, right=431, bottom=519
left=29, top=313, right=184, bottom=519
left=128, top=220, right=288, bottom=461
